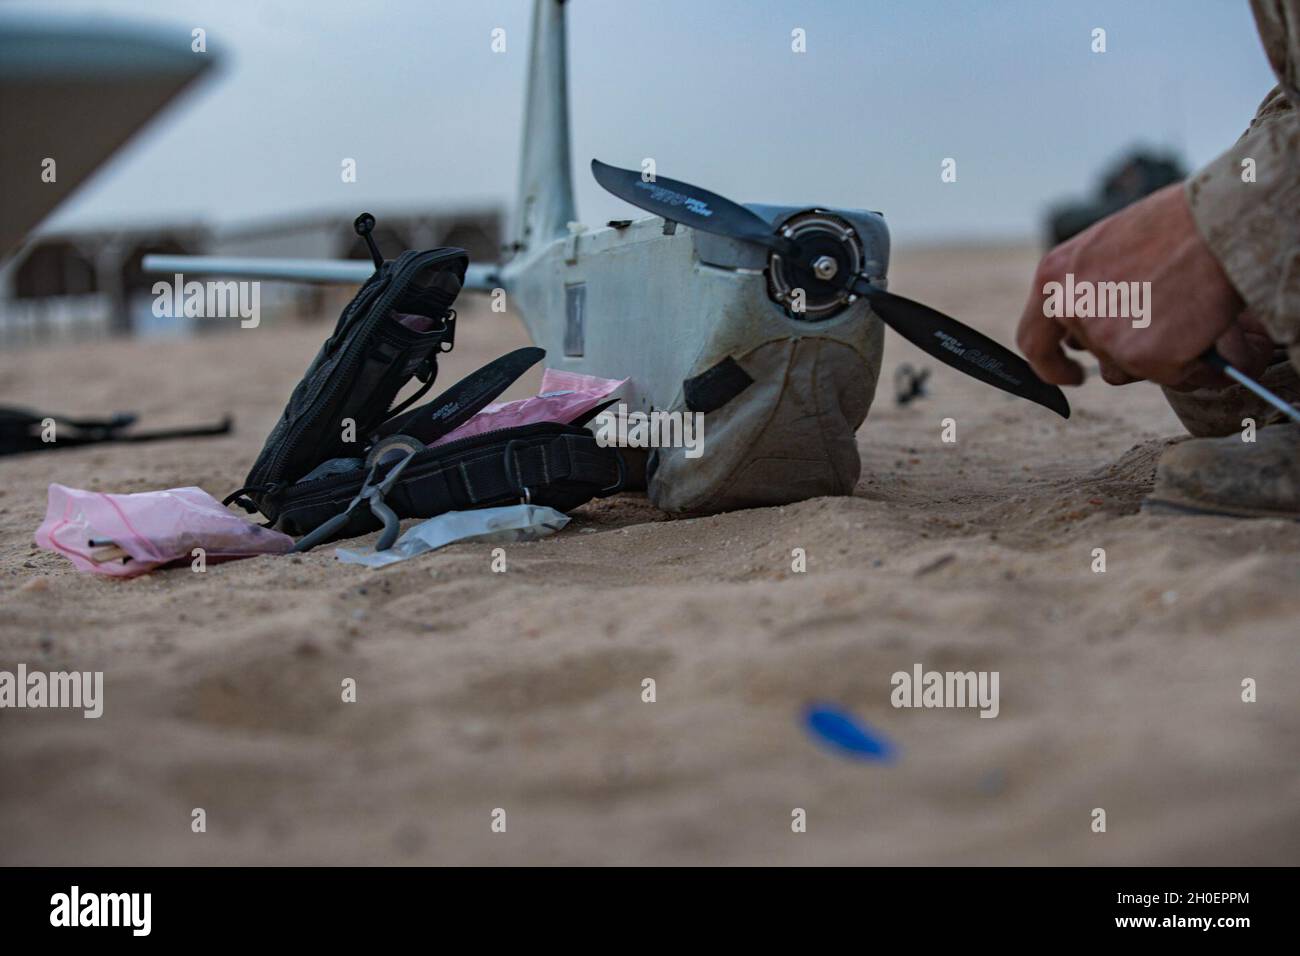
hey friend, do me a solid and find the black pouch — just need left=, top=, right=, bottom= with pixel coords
left=238, top=246, right=469, bottom=522
left=275, top=421, right=625, bottom=550
left=227, top=215, right=626, bottom=550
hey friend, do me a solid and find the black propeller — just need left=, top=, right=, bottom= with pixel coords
left=590, top=158, right=1069, bottom=419
left=848, top=283, right=1070, bottom=418
left=591, top=159, right=795, bottom=255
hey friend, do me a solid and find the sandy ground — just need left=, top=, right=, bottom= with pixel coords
left=1, top=243, right=1297, bottom=866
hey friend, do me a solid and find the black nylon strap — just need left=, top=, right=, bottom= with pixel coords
left=455, top=433, right=617, bottom=505
left=389, top=432, right=622, bottom=517
left=271, top=425, right=624, bottom=540
left=683, top=356, right=754, bottom=413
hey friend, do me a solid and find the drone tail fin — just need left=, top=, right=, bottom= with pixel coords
left=510, top=0, right=577, bottom=256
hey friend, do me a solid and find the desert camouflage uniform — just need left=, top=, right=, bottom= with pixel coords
left=1166, top=0, right=1300, bottom=436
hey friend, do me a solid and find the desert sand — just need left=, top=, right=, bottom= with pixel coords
left=1, top=243, right=1296, bottom=866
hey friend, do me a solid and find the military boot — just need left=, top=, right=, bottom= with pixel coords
left=1143, top=423, right=1300, bottom=519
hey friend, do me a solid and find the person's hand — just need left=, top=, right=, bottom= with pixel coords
left=1016, top=182, right=1267, bottom=389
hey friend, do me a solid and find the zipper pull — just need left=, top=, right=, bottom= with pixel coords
left=354, top=213, right=385, bottom=270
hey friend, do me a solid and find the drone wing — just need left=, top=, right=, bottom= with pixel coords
left=141, top=254, right=501, bottom=291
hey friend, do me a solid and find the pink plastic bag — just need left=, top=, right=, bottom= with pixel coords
left=35, top=484, right=295, bottom=578
left=430, top=369, right=625, bottom=447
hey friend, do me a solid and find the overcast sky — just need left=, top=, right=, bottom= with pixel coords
left=16, top=0, right=1280, bottom=245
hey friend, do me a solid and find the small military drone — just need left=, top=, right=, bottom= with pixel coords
left=145, top=0, right=1068, bottom=423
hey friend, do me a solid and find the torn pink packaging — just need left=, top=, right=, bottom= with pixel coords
left=35, top=484, right=294, bottom=578
left=429, top=368, right=626, bottom=447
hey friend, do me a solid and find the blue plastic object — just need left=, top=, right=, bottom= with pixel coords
left=803, top=703, right=897, bottom=762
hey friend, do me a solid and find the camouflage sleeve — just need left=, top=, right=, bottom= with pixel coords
left=1185, top=0, right=1300, bottom=349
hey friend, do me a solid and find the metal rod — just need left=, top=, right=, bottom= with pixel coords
left=1203, top=347, right=1300, bottom=425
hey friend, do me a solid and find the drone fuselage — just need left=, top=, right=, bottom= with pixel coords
left=503, top=204, right=891, bottom=414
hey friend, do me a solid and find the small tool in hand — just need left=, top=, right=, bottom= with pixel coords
left=1203, top=347, right=1300, bottom=425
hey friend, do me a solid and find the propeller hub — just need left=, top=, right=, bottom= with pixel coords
left=767, top=211, right=862, bottom=321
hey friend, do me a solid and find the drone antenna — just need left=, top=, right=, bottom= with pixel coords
left=354, top=213, right=384, bottom=270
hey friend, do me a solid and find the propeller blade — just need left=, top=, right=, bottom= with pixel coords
left=591, top=159, right=794, bottom=254
left=855, top=282, right=1070, bottom=419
